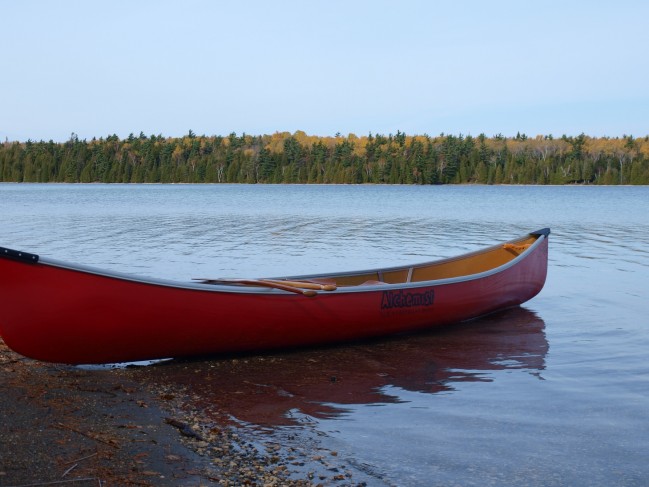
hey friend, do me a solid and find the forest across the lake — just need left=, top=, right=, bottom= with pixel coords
left=2, top=131, right=648, bottom=185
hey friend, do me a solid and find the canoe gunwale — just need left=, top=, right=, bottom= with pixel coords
left=25, top=229, right=548, bottom=295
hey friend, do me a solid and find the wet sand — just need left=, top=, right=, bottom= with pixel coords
left=0, top=339, right=324, bottom=486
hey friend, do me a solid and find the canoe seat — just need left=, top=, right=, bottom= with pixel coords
left=503, top=243, right=531, bottom=254
left=360, top=280, right=388, bottom=286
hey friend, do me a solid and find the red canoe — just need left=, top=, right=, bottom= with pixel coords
left=0, top=229, right=549, bottom=365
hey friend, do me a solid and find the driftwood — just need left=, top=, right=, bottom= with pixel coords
left=164, top=417, right=206, bottom=441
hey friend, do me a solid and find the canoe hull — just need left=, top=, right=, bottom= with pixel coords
left=0, top=233, right=548, bottom=364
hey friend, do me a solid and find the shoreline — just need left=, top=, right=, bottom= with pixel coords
left=0, top=339, right=335, bottom=486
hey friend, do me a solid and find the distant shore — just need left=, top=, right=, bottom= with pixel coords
left=2, top=132, right=647, bottom=185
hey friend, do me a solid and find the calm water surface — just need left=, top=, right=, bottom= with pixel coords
left=1, top=184, right=648, bottom=486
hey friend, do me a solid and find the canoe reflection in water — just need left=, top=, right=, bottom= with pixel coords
left=140, top=307, right=547, bottom=426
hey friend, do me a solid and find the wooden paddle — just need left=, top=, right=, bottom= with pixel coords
left=260, top=279, right=337, bottom=291
left=193, top=278, right=319, bottom=297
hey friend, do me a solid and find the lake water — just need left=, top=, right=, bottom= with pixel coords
left=1, top=183, right=648, bottom=486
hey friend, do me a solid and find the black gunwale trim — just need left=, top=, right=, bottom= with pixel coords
left=0, top=246, right=40, bottom=264
left=530, top=228, right=551, bottom=237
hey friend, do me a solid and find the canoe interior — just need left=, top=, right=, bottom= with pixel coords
left=300, top=234, right=540, bottom=287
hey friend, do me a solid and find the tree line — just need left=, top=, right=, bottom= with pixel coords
left=1, top=131, right=648, bottom=185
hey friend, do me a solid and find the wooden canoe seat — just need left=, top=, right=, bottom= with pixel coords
left=360, top=280, right=389, bottom=286
left=503, top=243, right=531, bottom=254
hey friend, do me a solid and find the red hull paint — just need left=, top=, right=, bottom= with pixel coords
left=0, top=233, right=548, bottom=364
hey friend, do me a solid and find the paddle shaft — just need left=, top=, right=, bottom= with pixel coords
left=261, top=279, right=337, bottom=291
left=194, top=278, right=318, bottom=296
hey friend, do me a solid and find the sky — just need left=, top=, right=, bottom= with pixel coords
left=2, top=0, right=648, bottom=142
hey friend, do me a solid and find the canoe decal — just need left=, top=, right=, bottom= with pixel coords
left=380, top=289, right=435, bottom=310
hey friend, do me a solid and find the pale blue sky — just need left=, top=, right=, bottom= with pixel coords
left=2, top=0, right=648, bottom=141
